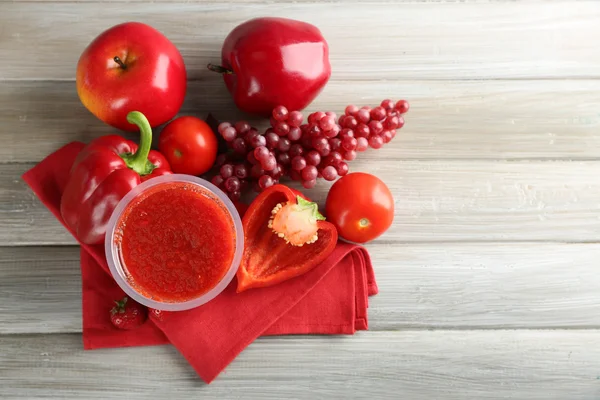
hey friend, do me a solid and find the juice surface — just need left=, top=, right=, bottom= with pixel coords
left=115, top=182, right=236, bottom=302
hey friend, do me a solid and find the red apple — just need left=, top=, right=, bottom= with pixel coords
left=209, top=17, right=331, bottom=117
left=76, top=22, right=187, bottom=131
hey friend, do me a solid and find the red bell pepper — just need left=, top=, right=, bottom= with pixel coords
left=236, top=184, right=338, bottom=292
left=60, top=111, right=171, bottom=245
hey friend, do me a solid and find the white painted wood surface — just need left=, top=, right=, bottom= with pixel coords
left=1, top=0, right=600, bottom=398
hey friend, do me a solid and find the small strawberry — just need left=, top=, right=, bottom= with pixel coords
left=110, top=297, right=147, bottom=330
left=149, top=308, right=169, bottom=322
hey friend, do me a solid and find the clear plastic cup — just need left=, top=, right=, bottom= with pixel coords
left=105, top=174, right=244, bottom=311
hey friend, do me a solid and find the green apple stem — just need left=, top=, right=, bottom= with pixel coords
left=121, top=111, right=156, bottom=176
left=207, top=63, right=233, bottom=74
left=113, top=56, right=127, bottom=70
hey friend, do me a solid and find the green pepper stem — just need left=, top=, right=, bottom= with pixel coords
left=125, top=111, right=155, bottom=175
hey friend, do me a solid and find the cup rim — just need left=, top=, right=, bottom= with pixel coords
left=104, top=173, right=244, bottom=311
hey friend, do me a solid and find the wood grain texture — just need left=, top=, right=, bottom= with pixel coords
left=2, top=79, right=600, bottom=163
left=4, top=160, right=600, bottom=245
left=2, top=2, right=600, bottom=81
left=2, top=243, right=600, bottom=335
left=2, top=331, right=600, bottom=399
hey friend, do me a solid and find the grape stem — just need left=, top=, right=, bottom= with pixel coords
left=207, top=64, right=233, bottom=74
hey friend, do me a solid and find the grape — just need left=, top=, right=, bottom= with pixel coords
left=225, top=176, right=241, bottom=192
left=319, top=115, right=336, bottom=131
left=322, top=166, right=338, bottom=181
left=342, top=116, right=358, bottom=129
left=254, top=146, right=270, bottom=162
left=395, top=100, right=410, bottom=114
left=288, top=127, right=302, bottom=141
left=301, top=135, right=313, bottom=149
left=288, top=111, right=303, bottom=127
left=278, top=138, right=291, bottom=152
left=211, top=175, right=224, bottom=187
left=368, top=120, right=384, bottom=135
left=269, top=164, right=284, bottom=179
left=329, top=151, right=343, bottom=165
left=272, top=106, right=289, bottom=122
left=220, top=164, right=234, bottom=179
left=289, top=169, right=302, bottom=181
left=355, top=123, right=370, bottom=138
left=343, top=150, right=357, bottom=161
left=218, top=122, right=232, bottom=134
left=247, top=151, right=258, bottom=165
left=356, top=137, right=369, bottom=152
left=250, top=164, right=265, bottom=178
left=234, top=164, right=248, bottom=179
left=291, top=156, right=307, bottom=171
left=325, top=111, right=337, bottom=119
left=262, top=155, right=277, bottom=171
left=289, top=144, right=304, bottom=157
left=370, top=106, right=387, bottom=121
left=274, top=122, right=290, bottom=137
left=215, top=154, right=228, bottom=167
left=308, top=111, right=325, bottom=124
left=221, top=126, right=237, bottom=141
left=258, top=175, right=274, bottom=189
left=245, top=129, right=259, bottom=142
left=229, top=190, right=241, bottom=201
left=339, top=128, right=354, bottom=140
left=389, top=129, right=397, bottom=140
left=277, top=152, right=291, bottom=165
left=312, top=136, right=328, bottom=151
left=320, top=143, right=331, bottom=157
left=337, top=162, right=349, bottom=176
left=302, top=179, right=317, bottom=189
left=383, top=115, right=399, bottom=130
left=306, top=150, right=321, bottom=166
left=232, top=137, right=247, bottom=154
left=360, top=106, right=372, bottom=112
left=368, top=135, right=384, bottom=149
left=329, top=138, right=342, bottom=152
left=345, top=105, right=359, bottom=116
left=356, top=109, right=370, bottom=124
left=301, top=165, right=318, bottom=181
left=338, top=115, right=347, bottom=127
left=234, top=121, right=251, bottom=134
left=382, top=130, right=393, bottom=144
left=308, top=125, right=321, bottom=138
left=265, top=131, right=280, bottom=149
left=396, top=116, right=405, bottom=129
left=380, top=99, right=395, bottom=111
left=324, top=125, right=340, bottom=139
left=342, top=136, right=357, bottom=151
left=249, top=134, right=267, bottom=149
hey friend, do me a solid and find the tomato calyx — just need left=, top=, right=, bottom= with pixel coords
left=268, top=195, right=325, bottom=247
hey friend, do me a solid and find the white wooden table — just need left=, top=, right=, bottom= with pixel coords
left=2, top=1, right=600, bottom=398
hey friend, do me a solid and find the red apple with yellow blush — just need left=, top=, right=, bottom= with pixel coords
left=76, top=22, right=187, bottom=132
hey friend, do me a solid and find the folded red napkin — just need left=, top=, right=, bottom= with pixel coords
left=22, top=142, right=378, bottom=383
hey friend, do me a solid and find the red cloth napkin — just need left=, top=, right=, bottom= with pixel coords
left=22, top=142, right=378, bottom=383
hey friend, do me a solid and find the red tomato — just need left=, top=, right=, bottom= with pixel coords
left=158, top=116, right=218, bottom=175
left=325, top=172, right=394, bottom=244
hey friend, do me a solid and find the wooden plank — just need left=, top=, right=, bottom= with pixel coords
left=2, top=243, right=600, bottom=334
left=1, top=330, right=600, bottom=399
left=2, top=2, right=599, bottom=81
left=2, top=79, right=600, bottom=163
left=4, top=159, right=600, bottom=245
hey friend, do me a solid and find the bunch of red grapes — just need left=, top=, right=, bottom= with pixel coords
left=211, top=99, right=409, bottom=200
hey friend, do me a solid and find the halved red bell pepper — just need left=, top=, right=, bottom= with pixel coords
left=60, top=111, right=171, bottom=245
left=237, top=184, right=338, bottom=292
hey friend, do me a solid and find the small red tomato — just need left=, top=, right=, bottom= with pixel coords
left=159, top=116, right=218, bottom=175
left=325, top=172, right=394, bottom=243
